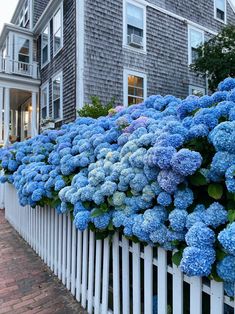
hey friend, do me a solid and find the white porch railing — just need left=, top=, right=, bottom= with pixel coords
left=3, top=183, right=235, bottom=314
left=0, top=57, right=38, bottom=79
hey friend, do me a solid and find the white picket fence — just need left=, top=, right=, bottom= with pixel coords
left=3, top=183, right=235, bottom=314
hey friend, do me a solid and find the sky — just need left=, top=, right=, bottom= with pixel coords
left=0, top=0, right=19, bottom=32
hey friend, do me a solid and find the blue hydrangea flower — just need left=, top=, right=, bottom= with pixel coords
left=185, top=222, right=215, bottom=248
left=171, top=149, right=202, bottom=177
left=217, top=255, right=235, bottom=282
left=218, top=223, right=235, bottom=255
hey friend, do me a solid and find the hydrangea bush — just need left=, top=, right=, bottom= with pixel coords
left=1, top=78, right=235, bottom=296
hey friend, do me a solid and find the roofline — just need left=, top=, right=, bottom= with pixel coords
left=10, top=0, right=24, bottom=24
left=228, top=0, right=235, bottom=13
left=34, top=0, right=62, bottom=35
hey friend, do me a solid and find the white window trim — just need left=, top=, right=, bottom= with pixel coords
left=188, top=25, right=204, bottom=65
left=189, top=85, right=206, bottom=96
left=52, top=71, right=63, bottom=121
left=41, top=23, right=50, bottom=69
left=214, top=0, right=227, bottom=23
left=53, top=3, right=63, bottom=57
left=123, top=68, right=147, bottom=107
left=41, top=82, right=50, bottom=119
left=123, top=0, right=147, bottom=53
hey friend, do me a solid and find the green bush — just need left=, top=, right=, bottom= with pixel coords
left=78, top=96, right=115, bottom=119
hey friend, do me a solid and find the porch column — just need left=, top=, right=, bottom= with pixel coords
left=3, top=88, right=10, bottom=147
left=31, top=91, right=38, bottom=137
left=0, top=87, right=3, bottom=143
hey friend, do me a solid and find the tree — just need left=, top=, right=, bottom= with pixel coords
left=77, top=96, right=115, bottom=119
left=191, top=25, right=235, bottom=91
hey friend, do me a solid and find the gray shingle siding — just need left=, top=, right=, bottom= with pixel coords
left=33, top=0, right=50, bottom=26
left=38, top=0, right=76, bottom=123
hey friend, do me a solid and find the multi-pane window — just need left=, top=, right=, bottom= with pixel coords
left=125, top=1, right=145, bottom=50
left=18, top=0, right=29, bottom=28
left=124, top=70, right=146, bottom=106
left=53, top=8, right=63, bottom=55
left=41, top=84, right=49, bottom=119
left=188, top=27, right=204, bottom=64
left=41, top=25, right=50, bottom=66
left=215, top=0, right=226, bottom=22
left=16, top=37, right=30, bottom=63
left=52, top=72, right=63, bottom=120
left=189, top=85, right=206, bottom=97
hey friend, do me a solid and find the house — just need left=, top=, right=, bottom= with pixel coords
left=0, top=0, right=235, bottom=145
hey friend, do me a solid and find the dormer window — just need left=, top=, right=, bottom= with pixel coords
left=214, top=0, right=226, bottom=22
left=18, top=0, right=29, bottom=28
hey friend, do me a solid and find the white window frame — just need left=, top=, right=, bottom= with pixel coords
left=123, top=68, right=147, bottom=107
left=189, top=85, right=206, bottom=96
left=41, top=23, right=50, bottom=68
left=188, top=26, right=204, bottom=65
left=214, top=0, right=227, bottom=23
left=41, top=82, right=49, bottom=119
left=53, top=3, right=63, bottom=57
left=123, top=0, right=147, bottom=53
left=52, top=71, right=63, bottom=121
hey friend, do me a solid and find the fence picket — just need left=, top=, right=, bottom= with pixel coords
left=144, top=246, right=153, bottom=314
left=76, top=231, right=83, bottom=302
left=66, top=216, right=72, bottom=290
left=71, top=224, right=77, bottom=296
left=58, top=214, right=62, bottom=280
left=88, top=231, right=95, bottom=313
left=122, top=237, right=130, bottom=314
left=210, top=281, right=224, bottom=314
left=157, top=248, right=168, bottom=314
left=132, top=243, right=141, bottom=314
left=50, top=209, right=55, bottom=271
left=82, top=229, right=89, bottom=308
left=190, top=277, right=202, bottom=314
left=62, top=214, right=67, bottom=285
left=112, top=234, right=120, bottom=314
left=54, top=212, right=59, bottom=276
left=102, top=238, right=110, bottom=314
left=173, top=263, right=183, bottom=314
left=94, top=240, right=102, bottom=314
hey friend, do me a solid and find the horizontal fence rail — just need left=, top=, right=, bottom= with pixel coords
left=3, top=183, right=235, bottom=314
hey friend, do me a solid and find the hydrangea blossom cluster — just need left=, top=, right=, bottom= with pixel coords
left=1, top=77, right=235, bottom=295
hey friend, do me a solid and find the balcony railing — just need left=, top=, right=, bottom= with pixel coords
left=0, top=56, right=39, bottom=79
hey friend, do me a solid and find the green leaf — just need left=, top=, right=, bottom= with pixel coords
left=228, top=209, right=235, bottom=223
left=208, top=184, right=223, bottom=200
left=100, top=203, right=108, bottom=212
left=190, top=172, right=207, bottom=186
left=172, top=251, right=183, bottom=267
left=216, top=249, right=227, bottom=261
left=91, top=208, right=104, bottom=218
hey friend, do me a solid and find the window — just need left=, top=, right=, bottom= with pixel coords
left=189, top=85, right=206, bottom=97
left=214, top=0, right=226, bottom=22
left=16, top=37, right=30, bottom=63
left=53, top=7, right=63, bottom=55
left=18, top=0, right=29, bottom=28
left=52, top=72, right=63, bottom=120
left=124, top=69, right=147, bottom=106
left=188, top=27, right=204, bottom=64
left=124, top=1, right=146, bottom=51
left=41, top=25, right=50, bottom=67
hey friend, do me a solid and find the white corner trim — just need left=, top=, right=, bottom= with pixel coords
left=123, top=68, right=147, bottom=107
left=76, top=0, right=85, bottom=111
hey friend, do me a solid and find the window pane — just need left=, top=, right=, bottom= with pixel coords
left=190, top=29, right=203, bottom=49
left=53, top=99, right=60, bottom=119
left=216, top=9, right=225, bottom=20
left=16, top=37, right=29, bottom=55
left=216, top=0, right=225, bottom=11
left=127, top=3, right=143, bottom=29
left=53, top=77, right=61, bottom=100
left=42, top=46, right=48, bottom=64
left=41, top=107, right=47, bottom=119
left=54, top=9, right=61, bottom=34
left=54, top=30, right=62, bottom=53
left=19, top=54, right=29, bottom=63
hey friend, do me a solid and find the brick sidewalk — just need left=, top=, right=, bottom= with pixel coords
left=0, top=210, right=86, bottom=314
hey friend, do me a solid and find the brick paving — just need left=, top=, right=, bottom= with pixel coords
left=0, top=210, right=86, bottom=314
